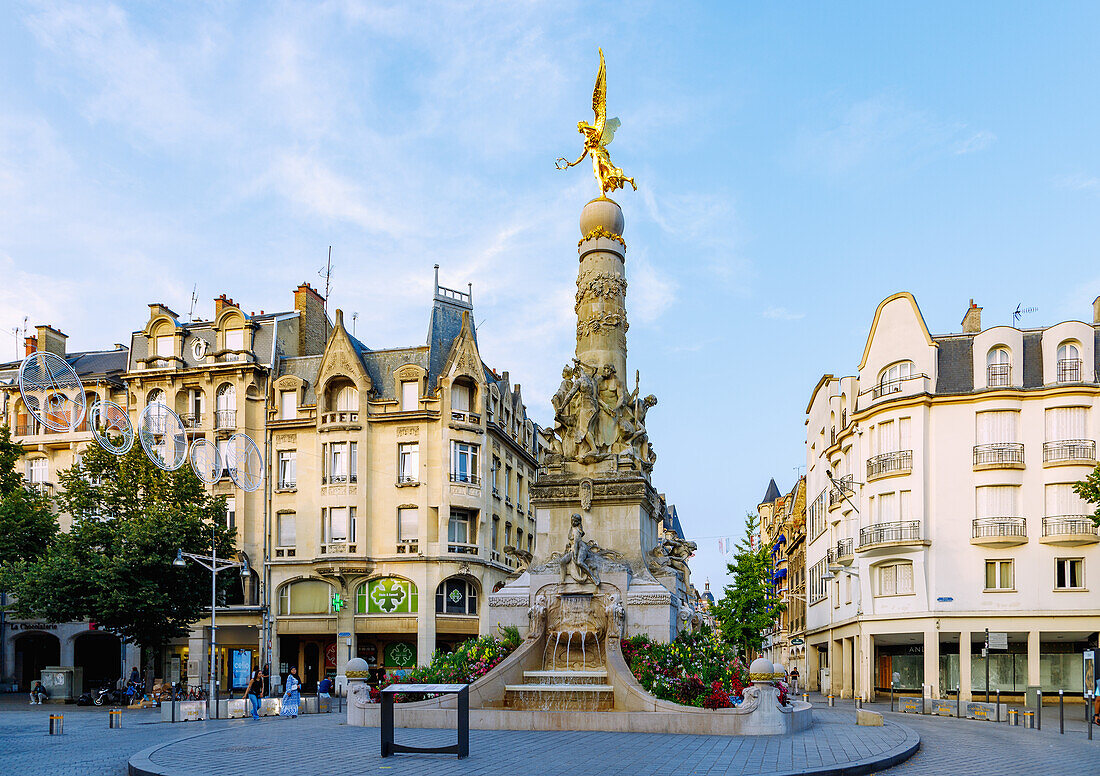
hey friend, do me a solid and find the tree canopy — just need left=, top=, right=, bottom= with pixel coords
left=0, top=442, right=235, bottom=658
left=1074, top=464, right=1100, bottom=526
left=0, top=424, right=57, bottom=567
left=712, top=511, right=784, bottom=658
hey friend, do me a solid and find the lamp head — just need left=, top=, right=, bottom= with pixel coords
left=820, top=569, right=835, bottom=581
left=172, top=549, right=186, bottom=567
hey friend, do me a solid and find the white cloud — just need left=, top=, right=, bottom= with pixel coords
left=762, top=306, right=805, bottom=321
left=1054, top=173, right=1100, bottom=191
left=953, top=129, right=996, bottom=155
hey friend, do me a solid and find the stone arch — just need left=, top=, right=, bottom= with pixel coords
left=276, top=578, right=335, bottom=615
left=13, top=630, right=60, bottom=691
left=72, top=631, right=122, bottom=691
left=355, top=576, right=418, bottom=615
left=435, top=575, right=479, bottom=615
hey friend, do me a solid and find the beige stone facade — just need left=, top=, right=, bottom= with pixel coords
left=759, top=477, right=806, bottom=677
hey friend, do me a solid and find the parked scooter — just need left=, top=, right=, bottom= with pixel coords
left=93, top=686, right=124, bottom=706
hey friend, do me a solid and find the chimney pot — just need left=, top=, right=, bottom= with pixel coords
left=961, top=300, right=983, bottom=333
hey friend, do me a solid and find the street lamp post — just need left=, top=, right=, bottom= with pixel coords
left=173, top=526, right=249, bottom=714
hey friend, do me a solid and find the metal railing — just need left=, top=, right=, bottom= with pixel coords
left=25, top=481, right=54, bottom=497
left=321, top=410, right=358, bottom=425
left=836, top=537, right=854, bottom=559
left=181, top=413, right=202, bottom=429
left=447, top=542, right=479, bottom=555
left=214, top=409, right=236, bottom=429
left=451, top=411, right=481, bottom=424
left=867, top=450, right=912, bottom=478
left=1043, top=439, right=1096, bottom=463
left=972, top=517, right=1027, bottom=540
left=1042, top=516, right=1099, bottom=538
left=277, top=479, right=296, bottom=490
left=973, top=443, right=1024, bottom=466
left=873, top=379, right=904, bottom=399
left=987, top=363, right=1011, bottom=387
left=1057, top=358, right=1082, bottom=383
left=450, top=472, right=480, bottom=485
left=14, top=424, right=32, bottom=436
left=859, top=520, right=922, bottom=548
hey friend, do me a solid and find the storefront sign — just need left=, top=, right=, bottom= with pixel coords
left=988, top=632, right=1008, bottom=650
left=384, top=642, right=416, bottom=668
left=230, top=649, right=252, bottom=689
left=8, top=622, right=58, bottom=631
left=366, top=578, right=418, bottom=614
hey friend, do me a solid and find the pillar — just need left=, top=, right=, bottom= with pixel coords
left=416, top=586, right=436, bottom=666
left=1027, top=630, right=1041, bottom=696
left=841, top=637, right=853, bottom=698
left=807, top=643, right=821, bottom=692
left=923, top=626, right=939, bottom=699
left=959, top=631, right=972, bottom=702
left=861, top=633, right=875, bottom=702
left=830, top=637, right=842, bottom=696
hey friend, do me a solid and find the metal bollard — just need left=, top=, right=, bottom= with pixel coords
left=855, top=697, right=862, bottom=709
left=1088, top=694, right=1093, bottom=741
left=1037, top=690, right=1042, bottom=731
left=1059, top=689, right=1064, bottom=734
left=996, top=689, right=1000, bottom=723
left=956, top=684, right=960, bottom=718
left=109, top=709, right=123, bottom=729
left=49, top=714, right=63, bottom=735
left=828, top=695, right=835, bottom=707
left=802, top=693, right=809, bottom=705
left=1023, top=710, right=1034, bottom=729
left=1008, top=708, right=1018, bottom=726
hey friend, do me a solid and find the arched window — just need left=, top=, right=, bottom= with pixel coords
left=215, top=383, right=236, bottom=429
left=355, top=577, right=418, bottom=614
left=436, top=578, right=478, bottom=615
left=876, top=361, right=913, bottom=397
left=1057, top=342, right=1081, bottom=382
left=147, top=389, right=166, bottom=406
left=451, top=378, right=476, bottom=417
left=277, top=579, right=334, bottom=615
left=986, top=347, right=1010, bottom=387
left=325, top=379, right=357, bottom=413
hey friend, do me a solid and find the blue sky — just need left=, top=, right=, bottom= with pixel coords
left=3, top=2, right=1100, bottom=592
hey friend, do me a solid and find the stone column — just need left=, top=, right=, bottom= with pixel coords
left=416, top=575, right=436, bottom=666
left=923, top=627, right=939, bottom=699
left=861, top=633, right=875, bottom=702
left=1027, top=630, right=1041, bottom=699
left=841, top=637, right=853, bottom=698
left=807, top=643, right=820, bottom=692
left=575, top=198, right=628, bottom=379
left=959, top=631, right=972, bottom=702
left=830, top=637, right=841, bottom=696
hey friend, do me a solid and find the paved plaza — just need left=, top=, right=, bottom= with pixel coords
left=0, top=694, right=1097, bottom=775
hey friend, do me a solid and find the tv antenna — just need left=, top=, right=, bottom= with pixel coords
left=188, top=284, right=198, bottom=322
left=318, top=246, right=333, bottom=310
left=1012, top=304, right=1038, bottom=327
left=351, top=312, right=358, bottom=336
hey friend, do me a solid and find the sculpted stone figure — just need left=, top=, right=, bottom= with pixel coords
left=596, top=363, right=623, bottom=447
left=560, top=513, right=601, bottom=586
left=607, top=593, right=626, bottom=639
left=527, top=594, right=548, bottom=640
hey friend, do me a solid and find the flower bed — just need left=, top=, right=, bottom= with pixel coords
left=375, top=626, right=520, bottom=702
left=621, top=628, right=750, bottom=708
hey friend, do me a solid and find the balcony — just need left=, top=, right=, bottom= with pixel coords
left=1057, top=358, right=1083, bottom=383
left=835, top=537, right=854, bottom=565
left=320, top=542, right=356, bottom=555
left=972, top=443, right=1025, bottom=470
left=867, top=450, right=912, bottom=481
left=987, top=363, right=1011, bottom=387
left=858, top=520, right=927, bottom=552
left=396, top=474, right=419, bottom=487
left=1043, top=440, right=1096, bottom=467
left=276, top=479, right=296, bottom=491
left=451, top=411, right=481, bottom=424
left=450, top=472, right=480, bottom=486
left=320, top=410, right=360, bottom=430
left=180, top=413, right=203, bottom=429
left=971, top=517, right=1028, bottom=547
left=396, top=539, right=419, bottom=554
left=214, top=409, right=237, bottom=430
left=447, top=542, right=479, bottom=555
left=25, top=481, right=55, bottom=497
left=1040, top=516, right=1100, bottom=547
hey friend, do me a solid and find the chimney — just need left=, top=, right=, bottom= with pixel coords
left=294, top=282, right=328, bottom=356
left=961, top=299, right=982, bottom=333
left=35, top=325, right=67, bottom=357
left=1094, top=295, right=1100, bottom=324
left=24, top=335, right=38, bottom=357
left=214, top=294, right=236, bottom=318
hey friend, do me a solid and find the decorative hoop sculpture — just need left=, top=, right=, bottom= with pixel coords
left=226, top=433, right=263, bottom=492
left=138, top=403, right=187, bottom=471
left=88, top=400, right=134, bottom=455
left=188, top=438, right=222, bottom=484
left=18, top=351, right=86, bottom=432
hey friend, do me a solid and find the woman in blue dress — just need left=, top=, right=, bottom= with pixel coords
left=280, top=666, right=301, bottom=718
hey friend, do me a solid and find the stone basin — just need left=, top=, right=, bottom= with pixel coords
left=523, top=670, right=608, bottom=685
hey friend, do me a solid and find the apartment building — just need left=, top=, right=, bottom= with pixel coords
left=805, top=292, right=1100, bottom=703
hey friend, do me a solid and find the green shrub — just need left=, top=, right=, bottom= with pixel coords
left=621, top=626, right=749, bottom=708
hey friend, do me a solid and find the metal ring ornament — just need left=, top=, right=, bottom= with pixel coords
left=18, top=351, right=86, bottom=432
left=226, top=432, right=263, bottom=492
left=188, top=438, right=222, bottom=484
left=138, top=403, right=188, bottom=471
left=88, top=400, right=134, bottom=455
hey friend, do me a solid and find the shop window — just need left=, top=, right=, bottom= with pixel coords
left=356, top=577, right=418, bottom=614
left=278, top=580, right=334, bottom=615
left=436, top=578, right=478, bottom=615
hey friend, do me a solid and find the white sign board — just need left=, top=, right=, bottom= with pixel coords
left=988, top=632, right=1008, bottom=650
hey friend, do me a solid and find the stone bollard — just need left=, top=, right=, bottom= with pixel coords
left=49, top=714, right=63, bottom=735
left=109, top=709, right=123, bottom=729
left=344, top=657, right=371, bottom=727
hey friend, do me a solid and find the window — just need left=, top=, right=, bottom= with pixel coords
left=224, top=328, right=244, bottom=360
left=877, top=562, right=914, bottom=596
left=400, top=380, right=419, bottom=411
left=326, top=441, right=357, bottom=483
left=1045, top=407, right=1087, bottom=442
left=335, top=384, right=357, bottom=411
left=987, top=347, right=1011, bottom=386
left=217, top=438, right=230, bottom=477
left=491, top=517, right=499, bottom=550
left=189, top=389, right=205, bottom=423
left=491, top=456, right=500, bottom=495
left=505, top=522, right=512, bottom=547
left=398, top=443, right=419, bottom=483
left=398, top=507, right=418, bottom=542
left=1045, top=483, right=1089, bottom=517
left=517, top=473, right=525, bottom=510
left=505, top=465, right=513, bottom=502
left=808, top=558, right=827, bottom=604
left=976, top=411, right=1018, bottom=444
left=985, top=560, right=1014, bottom=590
left=26, top=458, right=47, bottom=483
left=1055, top=558, right=1084, bottom=589
left=451, top=380, right=473, bottom=413
left=527, top=533, right=533, bottom=553
left=450, top=441, right=479, bottom=484
left=436, top=578, right=478, bottom=615
left=976, top=485, right=1019, bottom=518
left=876, top=361, right=913, bottom=397
left=215, top=383, right=236, bottom=428
left=448, top=510, right=476, bottom=552
left=279, top=390, right=297, bottom=420
left=808, top=489, right=826, bottom=539
left=324, top=506, right=355, bottom=543
left=1057, top=342, right=1082, bottom=382
left=147, top=388, right=166, bottom=406
left=277, top=512, right=296, bottom=548
left=278, top=580, right=333, bottom=615
left=278, top=451, right=296, bottom=488
left=225, top=496, right=236, bottom=531
left=154, top=333, right=173, bottom=360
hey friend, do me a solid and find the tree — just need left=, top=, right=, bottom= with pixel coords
left=0, top=442, right=235, bottom=673
left=1074, top=465, right=1100, bottom=527
left=712, top=512, right=785, bottom=658
left=0, top=424, right=57, bottom=566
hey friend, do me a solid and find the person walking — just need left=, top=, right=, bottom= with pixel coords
left=280, top=666, right=301, bottom=719
left=29, top=680, right=48, bottom=705
left=245, top=668, right=263, bottom=721
left=790, top=667, right=800, bottom=694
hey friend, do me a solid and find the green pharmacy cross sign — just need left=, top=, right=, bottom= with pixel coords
left=366, top=578, right=418, bottom=614
left=331, top=593, right=344, bottom=612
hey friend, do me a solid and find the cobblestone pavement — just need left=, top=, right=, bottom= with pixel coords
left=2, top=692, right=1097, bottom=776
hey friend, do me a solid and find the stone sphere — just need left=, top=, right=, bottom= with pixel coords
left=750, top=657, right=774, bottom=676
left=344, top=657, right=370, bottom=678
left=772, top=662, right=786, bottom=675
left=580, top=197, right=625, bottom=238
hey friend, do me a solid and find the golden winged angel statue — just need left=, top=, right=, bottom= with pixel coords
left=556, top=48, right=637, bottom=196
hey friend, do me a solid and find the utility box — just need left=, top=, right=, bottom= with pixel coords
left=41, top=666, right=83, bottom=703
left=1025, top=685, right=1041, bottom=708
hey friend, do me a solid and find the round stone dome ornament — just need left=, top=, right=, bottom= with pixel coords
left=344, top=657, right=370, bottom=680
left=749, top=657, right=776, bottom=681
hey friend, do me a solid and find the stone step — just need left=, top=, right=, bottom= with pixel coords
left=504, top=684, right=614, bottom=693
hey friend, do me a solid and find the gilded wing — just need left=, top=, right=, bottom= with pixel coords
left=591, top=48, right=606, bottom=137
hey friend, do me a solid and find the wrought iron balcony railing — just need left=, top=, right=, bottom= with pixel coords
left=987, top=363, right=1011, bottom=387
left=1042, top=516, right=1098, bottom=538
left=867, top=450, right=912, bottom=479
left=973, top=443, right=1024, bottom=467
left=972, top=517, right=1027, bottom=540
left=1057, top=358, right=1082, bottom=383
left=859, top=520, right=922, bottom=549
left=1043, top=439, right=1096, bottom=464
